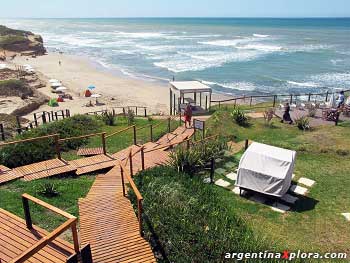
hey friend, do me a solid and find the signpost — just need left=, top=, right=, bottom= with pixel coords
left=193, top=119, right=205, bottom=139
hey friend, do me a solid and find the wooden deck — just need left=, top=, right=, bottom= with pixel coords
left=69, top=154, right=117, bottom=175
left=0, top=165, right=23, bottom=184
left=78, top=166, right=156, bottom=263
left=77, top=147, right=104, bottom=156
left=12, top=159, right=76, bottom=182
left=0, top=208, right=74, bottom=263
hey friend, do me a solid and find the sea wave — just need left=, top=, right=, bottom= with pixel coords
left=253, top=34, right=270, bottom=38
left=287, top=81, right=319, bottom=88
left=236, top=44, right=283, bottom=52
left=201, top=80, right=257, bottom=91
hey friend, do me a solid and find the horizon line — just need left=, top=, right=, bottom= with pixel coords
left=1, top=16, right=350, bottom=19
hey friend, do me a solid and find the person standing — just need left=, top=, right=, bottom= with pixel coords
left=281, top=102, right=293, bottom=124
left=336, top=91, right=345, bottom=108
left=184, top=103, right=193, bottom=128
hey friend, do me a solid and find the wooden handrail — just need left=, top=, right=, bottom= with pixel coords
left=22, top=193, right=75, bottom=219
left=119, top=162, right=143, bottom=235
left=58, top=132, right=105, bottom=142
left=0, top=134, right=59, bottom=147
left=136, top=124, right=152, bottom=131
left=106, top=125, right=135, bottom=139
left=12, top=194, right=80, bottom=263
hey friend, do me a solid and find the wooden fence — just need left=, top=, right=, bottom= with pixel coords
left=86, top=106, right=148, bottom=117
left=211, top=89, right=350, bottom=109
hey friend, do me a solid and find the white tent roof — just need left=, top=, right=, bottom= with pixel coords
left=236, top=142, right=296, bottom=197
left=170, top=81, right=212, bottom=94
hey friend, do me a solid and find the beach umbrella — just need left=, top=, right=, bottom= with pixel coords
left=88, top=85, right=96, bottom=90
left=51, top=82, right=62, bottom=88
left=56, top=87, right=67, bottom=91
left=49, top=79, right=59, bottom=83
left=91, top=94, right=101, bottom=98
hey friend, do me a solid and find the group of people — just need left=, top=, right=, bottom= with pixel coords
left=281, top=90, right=348, bottom=124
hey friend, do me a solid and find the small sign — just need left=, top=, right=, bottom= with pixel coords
left=194, top=119, right=205, bottom=130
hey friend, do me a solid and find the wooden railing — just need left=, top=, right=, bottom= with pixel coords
left=211, top=89, right=350, bottom=109
left=59, top=132, right=107, bottom=155
left=10, top=194, right=80, bottom=263
left=86, top=106, right=148, bottom=117
left=120, top=150, right=144, bottom=236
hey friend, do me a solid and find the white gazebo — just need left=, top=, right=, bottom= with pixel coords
left=169, top=81, right=212, bottom=115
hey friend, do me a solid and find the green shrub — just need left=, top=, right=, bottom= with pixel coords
left=231, top=109, right=249, bottom=126
left=127, top=109, right=135, bottom=125
left=38, top=183, right=60, bottom=197
left=168, top=146, right=203, bottom=174
left=132, top=166, right=270, bottom=262
left=295, top=116, right=310, bottom=131
left=0, top=79, right=33, bottom=98
left=0, top=115, right=101, bottom=167
left=101, top=111, right=116, bottom=126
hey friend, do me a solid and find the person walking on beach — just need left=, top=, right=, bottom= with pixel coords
left=281, top=102, right=293, bottom=124
left=336, top=91, right=345, bottom=108
left=184, top=103, right=193, bottom=128
left=59, top=60, right=62, bottom=66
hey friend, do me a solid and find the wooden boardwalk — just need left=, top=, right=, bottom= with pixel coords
left=78, top=127, right=194, bottom=262
left=0, top=208, right=74, bottom=263
left=0, top=165, right=23, bottom=184
left=69, top=154, right=117, bottom=175
left=77, top=147, right=104, bottom=156
left=13, top=159, right=76, bottom=182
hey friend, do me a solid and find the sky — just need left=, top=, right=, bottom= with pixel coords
left=1, top=0, right=349, bottom=18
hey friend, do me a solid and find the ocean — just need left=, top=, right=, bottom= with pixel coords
left=1, top=18, right=350, bottom=96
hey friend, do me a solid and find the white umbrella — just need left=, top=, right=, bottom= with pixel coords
left=51, top=82, right=62, bottom=88
left=56, top=87, right=67, bottom=91
left=49, top=79, right=59, bottom=83
left=91, top=94, right=101, bottom=98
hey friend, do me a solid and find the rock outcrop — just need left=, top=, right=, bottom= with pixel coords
left=0, top=25, right=46, bottom=56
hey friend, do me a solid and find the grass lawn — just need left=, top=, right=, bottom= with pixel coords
left=205, top=109, right=350, bottom=255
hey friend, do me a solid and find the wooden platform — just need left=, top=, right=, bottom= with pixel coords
left=69, top=154, right=117, bottom=175
left=0, top=208, right=74, bottom=263
left=0, top=165, right=23, bottom=184
left=156, top=127, right=194, bottom=149
left=77, top=147, right=104, bottom=156
left=79, top=166, right=156, bottom=263
left=12, top=159, right=77, bottom=182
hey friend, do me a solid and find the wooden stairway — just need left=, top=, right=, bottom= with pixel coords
left=78, top=127, right=194, bottom=262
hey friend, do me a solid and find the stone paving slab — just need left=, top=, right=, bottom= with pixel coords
left=290, top=185, right=308, bottom=196
left=342, top=213, right=350, bottom=222
left=281, top=194, right=299, bottom=204
left=215, top=179, right=231, bottom=188
left=298, top=177, right=316, bottom=187
left=271, top=203, right=291, bottom=213
left=224, top=162, right=236, bottom=170
left=225, top=172, right=237, bottom=181
left=215, top=168, right=226, bottom=175
left=232, top=187, right=241, bottom=195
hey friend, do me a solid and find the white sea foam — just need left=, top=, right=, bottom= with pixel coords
left=310, top=72, right=350, bottom=87
left=236, top=44, right=283, bottom=52
left=199, top=38, right=255, bottom=47
left=202, top=80, right=257, bottom=91
left=287, top=81, right=319, bottom=88
left=253, top=34, right=270, bottom=38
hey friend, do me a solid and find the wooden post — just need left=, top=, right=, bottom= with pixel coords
left=144, top=108, right=147, bottom=117
left=210, top=158, right=215, bottom=184
left=200, top=92, right=202, bottom=107
left=170, top=88, right=173, bottom=115
left=308, top=93, right=311, bottom=102
left=122, top=107, right=126, bottom=116
left=62, top=110, right=65, bottom=119
left=168, top=117, right=171, bottom=133
left=173, top=93, right=176, bottom=114
left=48, top=111, right=52, bottom=122
left=138, top=200, right=143, bottom=236
left=66, top=109, right=71, bottom=117
left=54, top=134, right=62, bottom=160
left=179, top=111, right=182, bottom=125
left=34, top=113, right=38, bottom=127
left=129, top=151, right=134, bottom=177
left=51, top=111, right=54, bottom=121
left=136, top=107, right=138, bottom=116
left=273, top=95, right=277, bottom=108
left=205, top=96, right=208, bottom=111
left=0, top=123, right=5, bottom=141
left=22, top=196, right=32, bottom=229
left=16, top=116, right=22, bottom=134
left=42, top=112, right=47, bottom=124
left=71, top=222, right=80, bottom=253
left=141, top=147, right=145, bottom=171
left=133, top=125, right=137, bottom=145
left=102, top=132, right=107, bottom=155
left=112, top=109, right=116, bottom=117
left=245, top=139, right=249, bottom=150
left=290, top=95, right=293, bottom=104
left=218, top=101, right=221, bottom=108
left=150, top=124, right=153, bottom=142
left=250, top=96, right=253, bottom=107
left=326, top=91, right=329, bottom=102
left=55, top=112, right=58, bottom=120
left=120, top=166, right=126, bottom=196
left=186, top=140, right=190, bottom=151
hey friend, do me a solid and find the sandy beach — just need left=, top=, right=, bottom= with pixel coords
left=12, top=53, right=172, bottom=119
